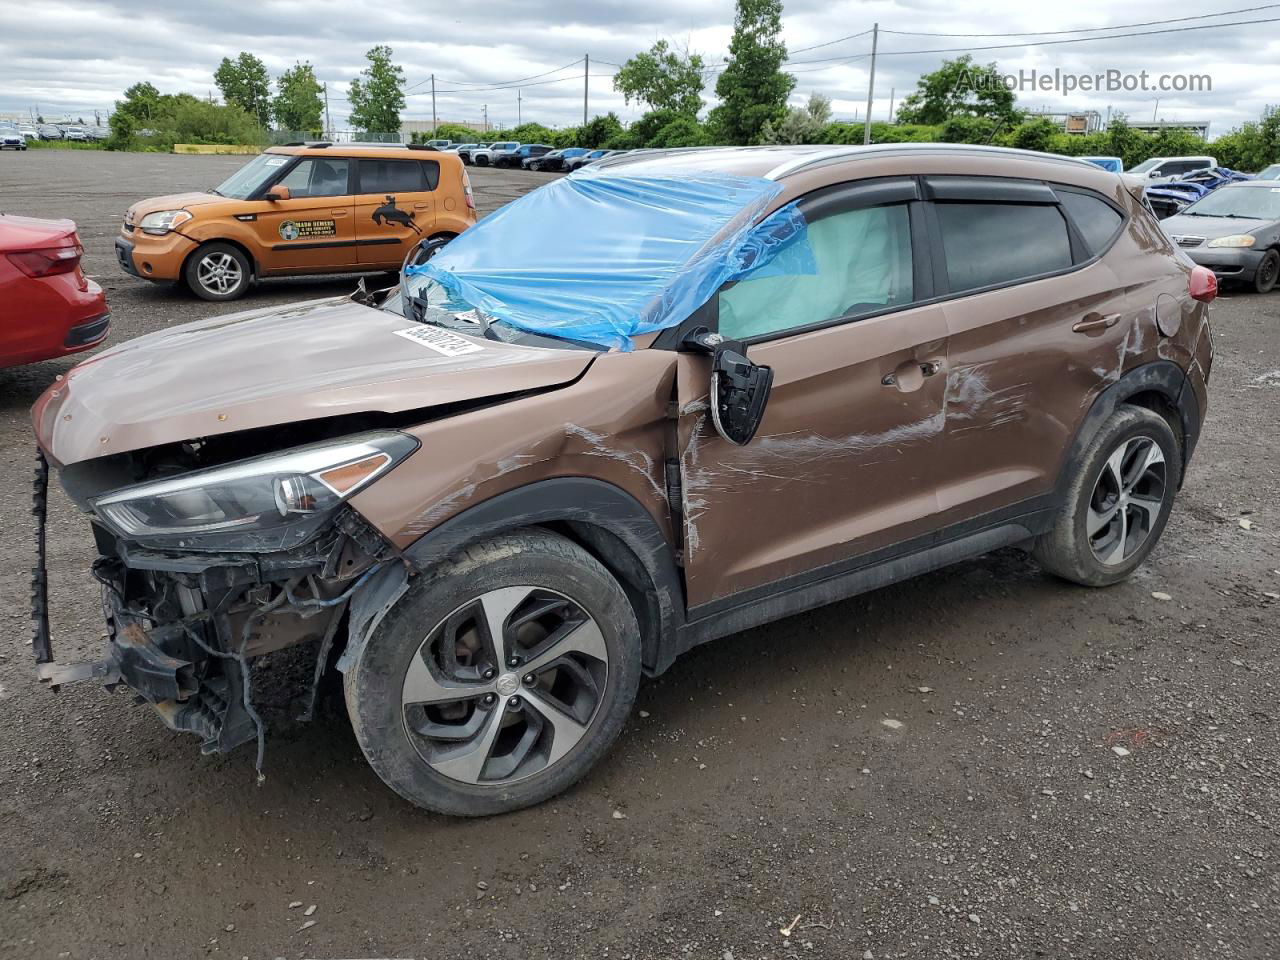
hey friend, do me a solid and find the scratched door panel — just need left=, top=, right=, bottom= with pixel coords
left=676, top=304, right=949, bottom=608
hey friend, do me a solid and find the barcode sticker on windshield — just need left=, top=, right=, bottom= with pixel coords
left=393, top=326, right=483, bottom=356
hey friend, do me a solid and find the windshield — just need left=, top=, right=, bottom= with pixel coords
left=1259, top=164, right=1280, bottom=181
left=401, top=169, right=797, bottom=350
left=214, top=152, right=291, bottom=200
left=1184, top=187, right=1280, bottom=220
left=1129, top=158, right=1161, bottom=174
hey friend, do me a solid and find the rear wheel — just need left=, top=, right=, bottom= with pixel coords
left=1254, top=249, right=1279, bottom=294
left=344, top=531, right=641, bottom=816
left=184, top=242, right=252, bottom=301
left=1033, top=406, right=1180, bottom=587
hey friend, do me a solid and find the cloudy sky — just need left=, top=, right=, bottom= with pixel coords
left=3, top=0, right=1278, bottom=135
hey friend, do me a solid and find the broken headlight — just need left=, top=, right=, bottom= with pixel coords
left=92, top=432, right=418, bottom=552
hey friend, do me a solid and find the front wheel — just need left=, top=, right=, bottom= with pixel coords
left=184, top=242, right=252, bottom=301
left=1034, top=406, right=1181, bottom=587
left=1253, top=249, right=1279, bottom=294
left=344, top=531, right=641, bottom=816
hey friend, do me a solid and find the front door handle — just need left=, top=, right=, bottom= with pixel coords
left=1072, top=313, right=1121, bottom=333
left=330, top=209, right=348, bottom=217
left=414, top=202, right=430, bottom=210
left=882, top=359, right=943, bottom=386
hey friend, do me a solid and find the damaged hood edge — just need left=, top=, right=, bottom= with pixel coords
left=33, top=296, right=598, bottom=467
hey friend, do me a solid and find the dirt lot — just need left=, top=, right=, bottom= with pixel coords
left=1, top=150, right=1278, bottom=960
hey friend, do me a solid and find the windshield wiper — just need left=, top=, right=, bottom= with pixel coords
left=208, top=187, right=223, bottom=197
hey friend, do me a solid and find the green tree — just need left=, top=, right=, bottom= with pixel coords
left=895, top=55, right=1020, bottom=127
left=760, top=93, right=831, bottom=144
left=214, top=52, right=271, bottom=126
left=709, top=0, right=795, bottom=145
left=347, top=45, right=406, bottom=135
left=614, top=40, right=705, bottom=116
left=272, top=61, right=324, bottom=133
left=579, top=112, right=623, bottom=148
left=114, top=81, right=161, bottom=124
left=1008, top=116, right=1059, bottom=152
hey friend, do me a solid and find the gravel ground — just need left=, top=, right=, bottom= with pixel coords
left=1, top=150, right=1278, bottom=960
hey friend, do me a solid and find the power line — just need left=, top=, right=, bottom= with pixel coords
left=422, top=73, right=615, bottom=96
left=788, top=28, right=874, bottom=55
left=879, top=3, right=1280, bottom=38
left=403, top=58, right=585, bottom=95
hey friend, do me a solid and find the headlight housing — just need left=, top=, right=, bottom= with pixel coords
left=1207, top=234, right=1256, bottom=248
left=92, top=432, right=418, bottom=552
left=138, top=209, right=193, bottom=236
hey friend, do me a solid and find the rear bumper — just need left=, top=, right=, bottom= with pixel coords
left=1183, top=247, right=1266, bottom=280
left=0, top=274, right=108, bottom=368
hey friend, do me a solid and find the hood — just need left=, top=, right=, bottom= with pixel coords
left=33, top=296, right=596, bottom=467
left=1161, top=213, right=1272, bottom=240
left=125, top=192, right=226, bottom=223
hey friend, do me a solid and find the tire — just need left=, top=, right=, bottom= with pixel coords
left=184, top=241, right=252, bottom=301
left=1034, top=405, right=1181, bottom=587
left=344, top=531, right=642, bottom=816
left=1253, top=249, right=1279, bottom=294
left=476, top=155, right=489, bottom=167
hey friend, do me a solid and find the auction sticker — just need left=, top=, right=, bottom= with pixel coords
left=393, top=326, right=483, bottom=356
left=278, top=219, right=336, bottom=241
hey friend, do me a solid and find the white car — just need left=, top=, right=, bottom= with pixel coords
left=1127, top=155, right=1216, bottom=183
left=469, top=141, right=518, bottom=167
left=61, top=126, right=90, bottom=142
left=17, top=126, right=38, bottom=142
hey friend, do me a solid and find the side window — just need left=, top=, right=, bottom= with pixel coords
left=419, top=160, right=440, bottom=190
left=718, top=203, right=914, bottom=341
left=278, top=158, right=350, bottom=198
left=357, top=158, right=426, bottom=194
left=1059, top=191, right=1124, bottom=257
left=935, top=202, right=1072, bottom=294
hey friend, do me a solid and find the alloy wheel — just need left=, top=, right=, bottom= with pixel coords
left=1087, top=435, right=1167, bottom=566
left=196, top=252, right=243, bottom=296
left=401, top=586, right=609, bottom=786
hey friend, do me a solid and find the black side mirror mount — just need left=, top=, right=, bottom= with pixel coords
left=682, top=327, right=774, bottom=446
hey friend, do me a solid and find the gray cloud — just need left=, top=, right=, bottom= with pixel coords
left=1, top=0, right=1275, bottom=135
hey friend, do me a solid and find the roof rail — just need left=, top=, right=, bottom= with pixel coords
left=282, top=140, right=332, bottom=148
left=406, top=143, right=439, bottom=151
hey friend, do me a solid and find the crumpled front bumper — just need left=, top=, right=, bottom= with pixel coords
left=30, top=450, right=398, bottom=769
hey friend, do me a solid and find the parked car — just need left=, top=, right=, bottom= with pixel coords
left=37, top=124, right=63, bottom=140
left=470, top=141, right=517, bottom=167
left=115, top=143, right=477, bottom=301
left=424, top=139, right=452, bottom=149
left=563, top=148, right=614, bottom=172
left=1145, top=181, right=1209, bottom=219
left=1127, top=155, right=1216, bottom=183
left=455, top=143, right=487, bottom=164
left=89, top=126, right=110, bottom=141
left=528, top=147, right=588, bottom=172
left=1257, top=163, right=1280, bottom=181
left=18, top=125, right=39, bottom=142
left=61, top=126, right=90, bottom=142
left=31, top=144, right=1215, bottom=817
left=1, top=214, right=109, bottom=368
left=1080, top=155, right=1123, bottom=173
left=501, top=143, right=553, bottom=169
left=0, top=126, right=27, bottom=150
left=1160, top=180, right=1280, bottom=292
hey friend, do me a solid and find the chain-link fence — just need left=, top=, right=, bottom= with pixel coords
left=266, top=129, right=406, bottom=145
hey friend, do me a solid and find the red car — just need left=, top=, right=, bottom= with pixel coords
left=1, top=215, right=109, bottom=368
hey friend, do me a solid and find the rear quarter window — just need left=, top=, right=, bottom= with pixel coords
left=1058, top=191, right=1124, bottom=257
left=935, top=202, right=1073, bottom=294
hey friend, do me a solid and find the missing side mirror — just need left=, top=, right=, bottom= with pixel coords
left=684, top=328, right=773, bottom=446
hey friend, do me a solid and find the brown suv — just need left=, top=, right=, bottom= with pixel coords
left=31, top=145, right=1215, bottom=816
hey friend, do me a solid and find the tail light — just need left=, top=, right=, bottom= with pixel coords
left=8, top=240, right=83, bottom=279
left=461, top=167, right=476, bottom=210
left=1189, top=265, right=1217, bottom=303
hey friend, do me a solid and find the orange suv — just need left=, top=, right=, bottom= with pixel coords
left=115, top=143, right=477, bottom=300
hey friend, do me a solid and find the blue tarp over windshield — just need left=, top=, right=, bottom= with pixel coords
left=405, top=168, right=809, bottom=350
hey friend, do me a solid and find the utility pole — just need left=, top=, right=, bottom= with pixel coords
left=431, top=74, right=437, bottom=136
left=323, top=83, right=332, bottom=139
left=517, top=89, right=522, bottom=127
left=862, top=22, right=878, bottom=145
left=483, top=104, right=488, bottom=132
left=887, top=87, right=895, bottom=125
left=583, top=53, right=589, bottom=126
left=1152, top=98, right=1159, bottom=122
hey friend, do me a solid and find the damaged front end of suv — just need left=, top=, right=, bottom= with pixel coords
left=31, top=428, right=415, bottom=773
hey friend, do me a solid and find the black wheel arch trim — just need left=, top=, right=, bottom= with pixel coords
left=400, top=477, right=685, bottom=674
left=1058, top=360, right=1198, bottom=495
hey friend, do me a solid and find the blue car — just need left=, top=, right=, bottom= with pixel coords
left=1080, top=156, right=1124, bottom=173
